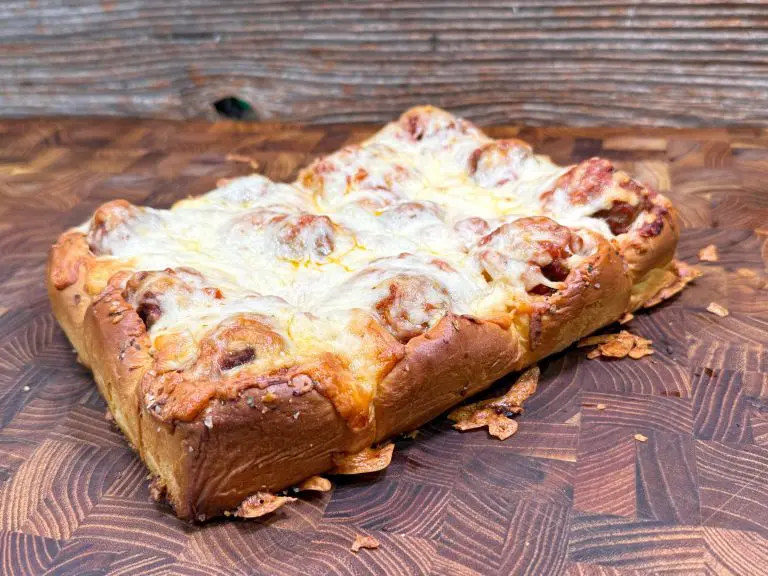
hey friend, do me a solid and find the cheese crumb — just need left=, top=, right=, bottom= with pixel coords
left=706, top=302, right=729, bottom=317
left=351, top=534, right=380, bottom=553
left=579, top=330, right=653, bottom=360
left=698, top=244, right=719, bottom=262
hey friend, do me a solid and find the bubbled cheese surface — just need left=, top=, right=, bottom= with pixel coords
left=88, top=107, right=631, bottom=397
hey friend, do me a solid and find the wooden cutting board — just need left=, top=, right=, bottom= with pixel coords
left=0, top=119, right=767, bottom=575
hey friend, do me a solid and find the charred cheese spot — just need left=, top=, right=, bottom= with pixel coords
left=395, top=106, right=483, bottom=147
left=473, top=216, right=584, bottom=294
left=373, top=273, right=451, bottom=342
left=540, top=158, right=652, bottom=236
left=469, top=139, right=533, bottom=188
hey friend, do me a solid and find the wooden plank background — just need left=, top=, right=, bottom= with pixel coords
left=2, top=0, right=768, bottom=126
left=1, top=118, right=768, bottom=574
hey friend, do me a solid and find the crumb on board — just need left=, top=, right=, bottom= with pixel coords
left=581, top=402, right=608, bottom=410
left=706, top=302, right=729, bottom=317
left=225, top=153, right=260, bottom=170
left=634, top=433, right=649, bottom=443
left=698, top=244, right=719, bottom=262
left=448, top=366, right=539, bottom=440
left=736, top=268, right=757, bottom=278
left=619, top=312, right=634, bottom=325
left=578, top=331, right=653, bottom=360
left=580, top=402, right=607, bottom=410
left=351, top=534, right=380, bottom=553
left=403, top=429, right=420, bottom=440
left=643, top=260, right=702, bottom=309
left=734, top=268, right=767, bottom=289
left=628, top=345, right=654, bottom=360
left=565, top=413, right=581, bottom=425
left=452, top=410, right=519, bottom=440
left=234, top=492, right=296, bottom=518
left=298, top=476, right=332, bottom=492
left=332, top=443, right=395, bottom=475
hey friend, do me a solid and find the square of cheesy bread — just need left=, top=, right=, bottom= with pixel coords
left=47, top=106, right=678, bottom=520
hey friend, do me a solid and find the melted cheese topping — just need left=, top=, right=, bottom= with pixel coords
left=84, top=106, right=649, bottom=412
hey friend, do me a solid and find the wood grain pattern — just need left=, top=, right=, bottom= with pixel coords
left=2, top=1, right=768, bottom=126
left=573, top=424, right=637, bottom=518
left=702, top=526, right=768, bottom=576
left=1, top=118, right=768, bottom=574
left=568, top=516, right=705, bottom=573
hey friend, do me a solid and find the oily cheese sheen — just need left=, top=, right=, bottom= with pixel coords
left=47, top=106, right=678, bottom=519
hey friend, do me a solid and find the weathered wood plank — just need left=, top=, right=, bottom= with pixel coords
left=1, top=1, right=768, bottom=125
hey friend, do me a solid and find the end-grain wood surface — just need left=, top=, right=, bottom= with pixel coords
left=2, top=1, right=768, bottom=127
left=1, top=118, right=768, bottom=575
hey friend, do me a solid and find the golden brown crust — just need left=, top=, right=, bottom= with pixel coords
left=373, top=313, right=524, bottom=441
left=47, top=234, right=93, bottom=355
left=180, top=379, right=370, bottom=518
left=49, top=231, right=91, bottom=291
left=618, top=200, right=680, bottom=283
